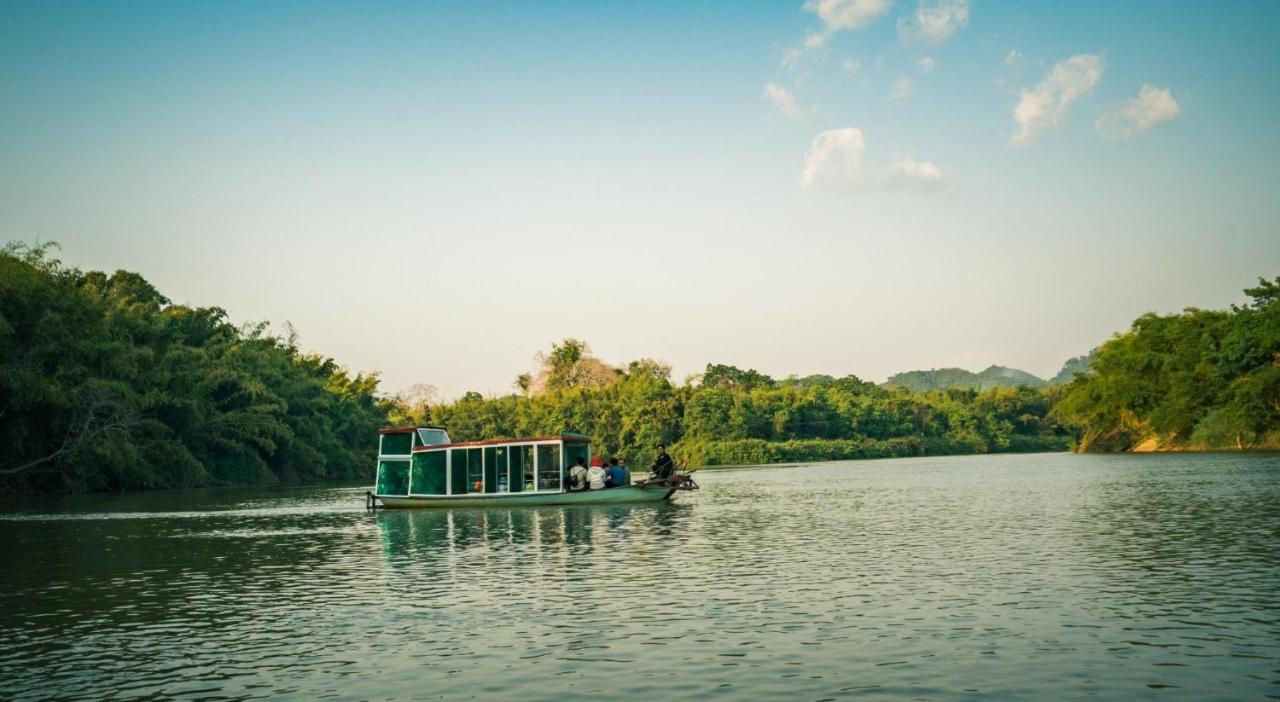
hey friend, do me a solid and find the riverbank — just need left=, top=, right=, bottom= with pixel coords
left=1129, top=438, right=1280, bottom=452
left=674, top=435, right=1071, bottom=467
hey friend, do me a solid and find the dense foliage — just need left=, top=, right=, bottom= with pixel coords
left=405, top=341, right=1072, bottom=468
left=0, top=243, right=388, bottom=494
left=5, top=240, right=1271, bottom=494
left=1055, top=278, right=1280, bottom=451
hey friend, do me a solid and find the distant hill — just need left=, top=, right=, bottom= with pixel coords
left=884, top=365, right=1047, bottom=393
left=1048, top=351, right=1096, bottom=385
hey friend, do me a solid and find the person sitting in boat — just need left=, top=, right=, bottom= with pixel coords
left=606, top=457, right=629, bottom=488
left=568, top=457, right=589, bottom=491
left=587, top=456, right=607, bottom=491
left=651, top=444, right=675, bottom=481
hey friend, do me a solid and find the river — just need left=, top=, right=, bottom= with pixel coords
left=1, top=452, right=1278, bottom=700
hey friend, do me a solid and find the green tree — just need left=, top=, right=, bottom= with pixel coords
left=1056, top=276, right=1280, bottom=451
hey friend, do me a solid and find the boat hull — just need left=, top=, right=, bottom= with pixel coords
left=374, top=485, right=676, bottom=509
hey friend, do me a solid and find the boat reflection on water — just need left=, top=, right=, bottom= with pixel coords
left=373, top=502, right=691, bottom=577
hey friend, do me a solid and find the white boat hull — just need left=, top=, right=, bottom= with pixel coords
left=374, top=484, right=676, bottom=509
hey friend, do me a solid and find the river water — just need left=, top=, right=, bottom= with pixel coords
left=1, top=452, right=1278, bottom=701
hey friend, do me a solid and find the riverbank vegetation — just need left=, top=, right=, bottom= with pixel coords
left=2, top=241, right=1274, bottom=494
left=409, top=340, right=1072, bottom=468
left=1054, top=277, right=1280, bottom=451
left=0, top=243, right=388, bottom=494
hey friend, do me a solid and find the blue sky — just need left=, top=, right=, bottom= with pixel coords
left=3, top=0, right=1278, bottom=398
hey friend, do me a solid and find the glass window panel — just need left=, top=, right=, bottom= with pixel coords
left=410, top=451, right=447, bottom=495
left=467, top=448, right=483, bottom=493
left=483, top=447, right=496, bottom=494
left=380, top=433, right=412, bottom=455
left=522, top=445, right=536, bottom=491
left=485, top=446, right=509, bottom=493
left=509, top=445, right=525, bottom=493
left=417, top=428, right=450, bottom=445
left=450, top=449, right=469, bottom=494
left=376, top=460, right=410, bottom=495
left=536, top=444, right=561, bottom=491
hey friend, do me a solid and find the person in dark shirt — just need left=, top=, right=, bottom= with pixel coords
left=651, top=444, right=675, bottom=480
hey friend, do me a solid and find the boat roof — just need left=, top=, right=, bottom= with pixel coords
left=378, top=425, right=446, bottom=435
left=411, top=434, right=591, bottom=452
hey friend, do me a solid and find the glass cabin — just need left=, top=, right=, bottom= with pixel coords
left=373, top=427, right=592, bottom=497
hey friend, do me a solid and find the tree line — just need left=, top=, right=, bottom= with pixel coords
left=400, top=339, right=1073, bottom=470
left=1055, top=277, right=1279, bottom=451
left=0, top=243, right=388, bottom=495
left=2, top=241, right=1274, bottom=495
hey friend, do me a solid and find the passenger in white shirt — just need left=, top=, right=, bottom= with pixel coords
left=586, top=457, right=608, bottom=491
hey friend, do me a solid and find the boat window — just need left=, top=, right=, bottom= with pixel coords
left=376, top=460, right=410, bottom=495
left=563, top=442, right=591, bottom=476
left=417, top=428, right=450, bottom=446
left=536, top=444, right=560, bottom=491
left=410, top=451, right=447, bottom=495
left=522, top=445, right=537, bottom=491
left=484, top=446, right=509, bottom=494
left=509, top=445, right=528, bottom=493
left=467, top=447, right=483, bottom=492
left=449, top=449, right=469, bottom=494
left=380, top=432, right=412, bottom=456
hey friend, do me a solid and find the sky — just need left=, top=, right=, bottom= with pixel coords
left=3, top=0, right=1279, bottom=399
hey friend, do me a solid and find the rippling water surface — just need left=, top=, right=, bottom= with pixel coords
left=2, top=452, right=1278, bottom=700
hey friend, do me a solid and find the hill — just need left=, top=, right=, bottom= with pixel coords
left=1049, top=352, right=1095, bottom=385
left=884, top=365, right=1046, bottom=393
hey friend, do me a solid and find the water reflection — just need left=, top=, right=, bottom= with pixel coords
left=1058, top=454, right=1280, bottom=692
left=376, top=502, right=692, bottom=554
left=0, top=454, right=1277, bottom=701
left=373, top=503, right=694, bottom=605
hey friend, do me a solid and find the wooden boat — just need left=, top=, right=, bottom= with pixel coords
left=366, top=426, right=697, bottom=509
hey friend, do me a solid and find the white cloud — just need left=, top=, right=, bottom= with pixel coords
left=918, top=57, right=936, bottom=72
left=842, top=58, right=862, bottom=75
left=1010, top=53, right=1104, bottom=147
left=801, top=128, right=866, bottom=188
left=803, top=0, right=893, bottom=48
left=801, top=128, right=943, bottom=189
left=898, top=0, right=969, bottom=44
left=763, top=83, right=810, bottom=118
left=781, top=47, right=804, bottom=69
left=886, top=157, right=943, bottom=186
left=890, top=77, right=913, bottom=99
left=1003, top=49, right=1023, bottom=66
left=1095, top=84, right=1180, bottom=140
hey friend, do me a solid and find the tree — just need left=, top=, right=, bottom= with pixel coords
left=1056, top=276, right=1280, bottom=451
left=0, top=240, right=390, bottom=494
left=528, top=338, right=618, bottom=393
left=702, top=363, right=774, bottom=390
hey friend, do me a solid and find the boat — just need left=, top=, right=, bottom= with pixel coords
left=366, top=426, right=697, bottom=509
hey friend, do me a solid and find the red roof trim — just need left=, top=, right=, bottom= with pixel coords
left=378, top=426, right=446, bottom=435
left=411, top=435, right=591, bottom=452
